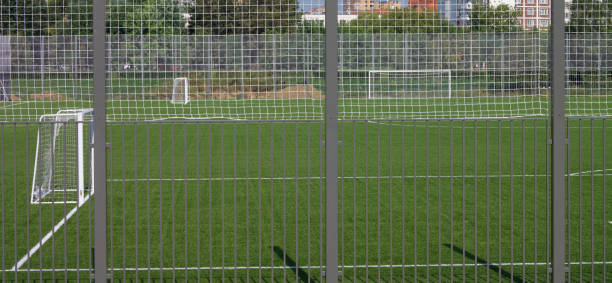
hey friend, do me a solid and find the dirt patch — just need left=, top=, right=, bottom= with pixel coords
left=29, top=91, right=68, bottom=101
left=150, top=84, right=324, bottom=100
left=253, top=84, right=324, bottom=99
left=3, top=95, right=22, bottom=101
left=203, top=85, right=325, bottom=99
left=210, top=90, right=238, bottom=100
left=206, top=85, right=323, bottom=100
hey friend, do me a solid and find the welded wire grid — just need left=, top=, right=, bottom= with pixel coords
left=0, top=1, right=608, bottom=121
left=0, top=0, right=611, bottom=282
left=0, top=0, right=93, bottom=121
left=104, top=0, right=325, bottom=121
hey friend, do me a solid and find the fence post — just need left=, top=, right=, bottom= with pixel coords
left=324, top=0, right=339, bottom=281
left=550, top=0, right=566, bottom=281
left=92, top=0, right=107, bottom=281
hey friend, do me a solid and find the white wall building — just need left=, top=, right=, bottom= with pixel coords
left=301, top=14, right=359, bottom=25
left=488, top=0, right=515, bottom=7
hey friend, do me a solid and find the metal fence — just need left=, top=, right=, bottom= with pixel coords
left=3, top=33, right=611, bottom=74
left=0, top=0, right=610, bottom=282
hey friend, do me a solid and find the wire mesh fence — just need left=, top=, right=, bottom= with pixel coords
left=0, top=0, right=610, bottom=282
left=0, top=32, right=609, bottom=120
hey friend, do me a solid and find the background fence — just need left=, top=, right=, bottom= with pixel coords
left=3, top=33, right=611, bottom=74
left=0, top=0, right=610, bottom=282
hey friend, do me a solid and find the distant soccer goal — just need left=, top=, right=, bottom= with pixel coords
left=31, top=109, right=94, bottom=206
left=171, top=77, right=189, bottom=104
left=368, top=69, right=452, bottom=99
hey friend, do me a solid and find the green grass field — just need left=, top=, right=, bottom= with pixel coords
left=0, top=110, right=610, bottom=281
left=2, top=74, right=611, bottom=121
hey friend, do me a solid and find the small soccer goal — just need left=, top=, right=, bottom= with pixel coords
left=31, top=109, right=94, bottom=206
left=171, top=77, right=189, bottom=104
left=368, top=69, right=452, bottom=99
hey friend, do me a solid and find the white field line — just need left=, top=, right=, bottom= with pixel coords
left=7, top=261, right=612, bottom=272
left=366, top=120, right=610, bottom=129
left=5, top=120, right=610, bottom=130
left=110, top=171, right=612, bottom=183
left=144, top=116, right=245, bottom=122
left=10, top=194, right=90, bottom=271
left=0, top=101, right=28, bottom=109
left=568, top=169, right=612, bottom=176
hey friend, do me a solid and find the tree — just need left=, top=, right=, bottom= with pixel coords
left=339, top=8, right=458, bottom=33
left=567, top=0, right=611, bottom=32
left=193, top=0, right=300, bottom=35
left=107, top=0, right=194, bottom=35
left=193, top=0, right=238, bottom=34
left=0, top=0, right=66, bottom=36
left=55, top=0, right=93, bottom=35
left=469, top=4, right=521, bottom=33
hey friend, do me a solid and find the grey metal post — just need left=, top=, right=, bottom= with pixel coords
left=93, top=0, right=107, bottom=281
left=240, top=35, right=245, bottom=100
left=325, top=0, right=338, bottom=281
left=273, top=34, right=277, bottom=99
left=550, top=0, right=566, bottom=281
left=0, top=36, right=11, bottom=101
left=501, top=34, right=505, bottom=97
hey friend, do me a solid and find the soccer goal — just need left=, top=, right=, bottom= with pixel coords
left=31, top=109, right=94, bottom=206
left=171, top=77, right=189, bottom=104
left=368, top=70, right=452, bottom=99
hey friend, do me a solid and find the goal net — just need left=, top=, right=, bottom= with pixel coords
left=368, top=70, right=452, bottom=99
left=31, top=109, right=94, bottom=206
left=171, top=77, right=189, bottom=104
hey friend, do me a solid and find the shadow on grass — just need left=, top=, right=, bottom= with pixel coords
left=272, top=246, right=315, bottom=283
left=444, top=243, right=524, bottom=283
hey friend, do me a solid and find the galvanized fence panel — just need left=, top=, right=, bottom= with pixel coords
left=0, top=0, right=611, bottom=281
left=0, top=121, right=95, bottom=282
left=104, top=120, right=325, bottom=281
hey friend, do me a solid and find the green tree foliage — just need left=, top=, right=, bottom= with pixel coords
left=567, top=0, right=611, bottom=32
left=193, top=0, right=300, bottom=35
left=1, top=0, right=195, bottom=35
left=107, top=0, right=193, bottom=35
left=0, top=0, right=66, bottom=35
left=193, top=0, right=237, bottom=34
left=469, top=4, right=521, bottom=32
left=54, top=0, right=93, bottom=35
left=339, top=8, right=458, bottom=33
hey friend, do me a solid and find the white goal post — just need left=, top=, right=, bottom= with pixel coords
left=31, top=109, right=94, bottom=206
left=368, top=69, right=452, bottom=99
left=171, top=77, right=189, bottom=104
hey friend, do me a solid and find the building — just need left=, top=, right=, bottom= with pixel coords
left=345, top=0, right=402, bottom=15
left=515, top=0, right=550, bottom=29
left=565, top=0, right=572, bottom=23
left=488, top=0, right=515, bottom=7
left=302, top=7, right=359, bottom=25
left=407, top=0, right=439, bottom=12
left=307, top=6, right=327, bottom=15
left=438, top=0, right=472, bottom=25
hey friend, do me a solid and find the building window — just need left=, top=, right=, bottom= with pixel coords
left=527, top=0, right=534, bottom=3
left=538, top=0, right=547, bottom=4
left=540, top=20, right=549, bottom=27
left=528, top=20, right=535, bottom=27
left=527, top=8, right=535, bottom=16
left=540, top=8, right=548, bottom=15
left=516, top=0, right=521, bottom=3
